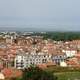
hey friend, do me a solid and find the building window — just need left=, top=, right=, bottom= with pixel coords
left=42, top=59, right=47, bottom=63
left=44, top=55, right=46, bottom=57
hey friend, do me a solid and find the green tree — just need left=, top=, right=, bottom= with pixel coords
left=22, top=66, right=57, bottom=80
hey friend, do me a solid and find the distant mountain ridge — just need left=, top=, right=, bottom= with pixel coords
left=0, top=27, right=57, bottom=32
left=0, top=26, right=80, bottom=32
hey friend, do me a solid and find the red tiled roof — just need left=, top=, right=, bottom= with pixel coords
left=2, top=68, right=12, bottom=78
left=66, top=60, right=78, bottom=65
left=2, top=68, right=22, bottom=78
left=37, top=64, right=47, bottom=69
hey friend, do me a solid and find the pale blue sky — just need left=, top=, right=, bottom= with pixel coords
left=0, top=0, right=80, bottom=30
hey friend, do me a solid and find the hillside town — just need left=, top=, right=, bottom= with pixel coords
left=0, top=32, right=80, bottom=79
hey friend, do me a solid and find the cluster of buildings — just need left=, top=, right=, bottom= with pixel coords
left=0, top=32, right=80, bottom=71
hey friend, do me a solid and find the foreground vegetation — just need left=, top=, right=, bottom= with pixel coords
left=55, top=71, right=80, bottom=80
left=45, top=66, right=80, bottom=72
left=17, top=66, right=57, bottom=80
left=22, top=66, right=57, bottom=80
left=7, top=66, right=80, bottom=80
left=16, top=66, right=80, bottom=80
left=46, top=66, right=80, bottom=80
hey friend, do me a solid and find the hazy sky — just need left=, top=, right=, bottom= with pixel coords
left=0, top=0, right=80, bottom=30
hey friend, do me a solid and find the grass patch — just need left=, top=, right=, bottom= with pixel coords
left=45, top=66, right=80, bottom=80
left=46, top=66, right=80, bottom=72
left=54, top=72, right=80, bottom=80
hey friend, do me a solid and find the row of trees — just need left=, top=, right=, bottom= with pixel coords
left=42, top=32, right=80, bottom=41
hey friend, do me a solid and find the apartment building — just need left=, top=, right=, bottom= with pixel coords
left=52, top=54, right=67, bottom=65
left=14, top=50, right=51, bottom=69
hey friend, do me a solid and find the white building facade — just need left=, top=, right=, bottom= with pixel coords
left=14, top=51, right=51, bottom=69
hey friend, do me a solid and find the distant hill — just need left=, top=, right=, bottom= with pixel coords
left=0, top=27, right=57, bottom=32
left=0, top=26, right=80, bottom=32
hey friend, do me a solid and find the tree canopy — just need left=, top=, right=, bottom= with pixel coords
left=42, top=32, right=80, bottom=41
left=22, top=66, right=57, bottom=80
